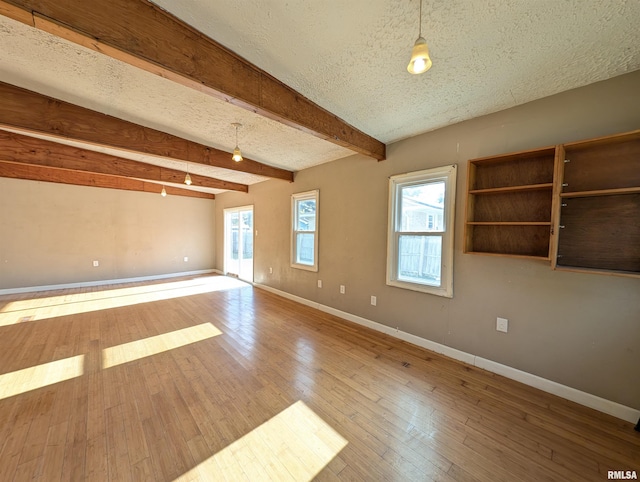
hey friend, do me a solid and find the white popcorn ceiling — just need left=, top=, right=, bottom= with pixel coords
left=1, top=0, right=640, bottom=192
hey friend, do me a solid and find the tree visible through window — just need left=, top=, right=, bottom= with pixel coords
left=387, top=165, right=456, bottom=297
left=291, top=190, right=319, bottom=271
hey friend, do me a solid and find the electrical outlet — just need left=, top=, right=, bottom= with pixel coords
left=269, top=267, right=273, bottom=274
left=371, top=295, right=377, bottom=306
left=340, top=285, right=345, bottom=294
left=317, top=280, right=322, bottom=288
left=92, top=260, right=99, bottom=267
left=496, top=317, right=508, bottom=333
left=183, top=256, right=189, bottom=262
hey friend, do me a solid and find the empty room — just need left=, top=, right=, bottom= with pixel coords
left=0, top=1, right=639, bottom=481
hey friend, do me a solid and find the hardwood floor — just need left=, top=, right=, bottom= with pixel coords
left=0, top=275, right=638, bottom=481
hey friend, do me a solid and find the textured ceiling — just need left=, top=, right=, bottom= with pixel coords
left=1, top=0, right=639, bottom=192
left=152, top=0, right=640, bottom=142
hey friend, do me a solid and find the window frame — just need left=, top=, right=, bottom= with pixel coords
left=291, top=189, right=319, bottom=272
left=386, top=165, right=457, bottom=298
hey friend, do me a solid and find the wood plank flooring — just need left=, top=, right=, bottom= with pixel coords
left=0, top=275, right=638, bottom=481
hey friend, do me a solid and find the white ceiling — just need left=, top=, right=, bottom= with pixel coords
left=1, top=0, right=639, bottom=193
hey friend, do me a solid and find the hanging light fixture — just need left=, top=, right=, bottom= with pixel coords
left=407, top=0, right=433, bottom=75
left=161, top=186, right=167, bottom=197
left=184, top=163, right=192, bottom=185
left=231, top=122, right=243, bottom=162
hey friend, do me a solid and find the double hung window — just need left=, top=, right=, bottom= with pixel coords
left=386, top=165, right=456, bottom=297
left=291, top=190, right=319, bottom=271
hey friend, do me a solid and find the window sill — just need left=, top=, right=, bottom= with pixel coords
left=291, top=263, right=318, bottom=272
left=386, top=279, right=452, bottom=298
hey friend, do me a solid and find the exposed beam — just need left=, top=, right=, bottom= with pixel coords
left=0, top=81, right=293, bottom=182
left=0, top=130, right=249, bottom=192
left=0, top=0, right=386, bottom=161
left=0, top=161, right=214, bottom=199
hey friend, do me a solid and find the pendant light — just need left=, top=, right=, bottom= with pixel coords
left=161, top=186, right=167, bottom=197
left=184, top=163, right=192, bottom=185
left=407, top=0, right=433, bottom=75
left=231, top=123, right=243, bottom=162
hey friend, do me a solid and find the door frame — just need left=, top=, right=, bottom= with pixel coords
left=223, top=205, right=254, bottom=282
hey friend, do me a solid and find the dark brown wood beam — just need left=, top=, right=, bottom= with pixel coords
left=0, top=161, right=214, bottom=199
left=0, top=81, right=293, bottom=182
left=0, top=0, right=386, bottom=161
left=0, top=130, right=249, bottom=192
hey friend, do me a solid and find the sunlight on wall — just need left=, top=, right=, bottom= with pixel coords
left=0, top=355, right=85, bottom=400
left=102, top=323, right=222, bottom=369
left=0, top=276, right=248, bottom=326
left=174, top=400, right=348, bottom=481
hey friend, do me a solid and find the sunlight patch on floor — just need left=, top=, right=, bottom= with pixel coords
left=174, top=400, right=348, bottom=481
left=0, top=355, right=85, bottom=400
left=102, top=322, right=222, bottom=369
left=0, top=276, right=248, bottom=326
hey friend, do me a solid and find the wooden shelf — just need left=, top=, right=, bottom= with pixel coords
left=553, top=129, right=640, bottom=277
left=560, top=186, right=640, bottom=198
left=469, top=183, right=553, bottom=195
left=464, top=129, right=640, bottom=277
left=466, top=224, right=552, bottom=258
left=555, top=193, right=640, bottom=274
left=465, top=251, right=550, bottom=260
left=467, top=222, right=551, bottom=226
left=465, top=146, right=558, bottom=258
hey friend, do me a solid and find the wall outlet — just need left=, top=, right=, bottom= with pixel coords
left=92, top=260, right=99, bottom=267
left=371, top=295, right=377, bottom=306
left=340, top=285, right=345, bottom=294
left=269, top=267, right=273, bottom=274
left=497, top=317, right=509, bottom=333
left=183, top=256, right=189, bottom=262
left=317, top=280, right=322, bottom=288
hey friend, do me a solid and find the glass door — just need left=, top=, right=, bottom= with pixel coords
left=224, top=206, right=254, bottom=282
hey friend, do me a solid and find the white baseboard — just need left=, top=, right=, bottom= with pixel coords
left=0, top=269, right=218, bottom=296
left=254, top=282, right=640, bottom=424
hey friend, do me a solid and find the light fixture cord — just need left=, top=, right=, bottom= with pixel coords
left=419, top=0, right=423, bottom=37
left=235, top=125, right=239, bottom=147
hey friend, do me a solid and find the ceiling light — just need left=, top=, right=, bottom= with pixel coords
left=184, top=162, right=192, bottom=185
left=407, top=0, right=433, bottom=75
left=231, top=122, right=243, bottom=162
left=161, top=186, right=167, bottom=197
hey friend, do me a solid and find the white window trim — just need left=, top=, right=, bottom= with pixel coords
left=291, top=189, right=319, bottom=272
left=386, top=165, right=457, bottom=298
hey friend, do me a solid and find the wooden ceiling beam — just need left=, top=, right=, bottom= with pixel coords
left=0, top=0, right=386, bottom=161
left=0, top=82, right=293, bottom=182
left=0, top=130, right=249, bottom=192
left=0, top=161, right=215, bottom=199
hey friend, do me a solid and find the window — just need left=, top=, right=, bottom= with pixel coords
left=387, top=165, right=457, bottom=297
left=291, top=190, right=319, bottom=271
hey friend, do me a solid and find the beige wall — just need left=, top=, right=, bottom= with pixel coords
left=0, top=180, right=216, bottom=289
left=215, top=71, right=640, bottom=409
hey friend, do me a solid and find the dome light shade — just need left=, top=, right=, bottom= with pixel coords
left=184, top=172, right=192, bottom=185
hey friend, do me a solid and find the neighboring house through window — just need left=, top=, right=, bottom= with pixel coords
left=386, top=165, right=457, bottom=297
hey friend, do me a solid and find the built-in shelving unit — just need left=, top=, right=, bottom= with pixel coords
left=553, top=130, right=640, bottom=277
left=464, top=146, right=558, bottom=259
left=464, top=129, right=640, bottom=279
